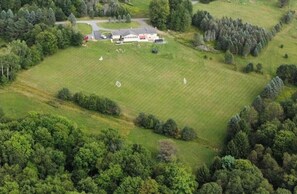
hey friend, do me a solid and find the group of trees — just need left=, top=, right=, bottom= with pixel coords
left=0, top=7, right=83, bottom=85
left=196, top=74, right=297, bottom=192
left=243, top=62, right=263, bottom=74
left=134, top=112, right=197, bottom=141
left=279, top=0, right=290, bottom=8
left=149, top=0, right=192, bottom=32
left=0, top=112, right=197, bottom=193
left=108, top=13, right=131, bottom=23
left=276, top=64, right=297, bottom=85
left=0, top=0, right=131, bottom=20
left=192, top=10, right=295, bottom=57
left=192, top=10, right=271, bottom=56
left=57, top=88, right=121, bottom=116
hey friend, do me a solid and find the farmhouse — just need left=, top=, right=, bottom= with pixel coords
left=111, top=27, right=159, bottom=42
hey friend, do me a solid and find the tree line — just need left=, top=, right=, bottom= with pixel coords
left=0, top=0, right=130, bottom=20
left=0, top=111, right=197, bottom=193
left=0, top=7, right=83, bottom=85
left=192, top=10, right=295, bottom=57
left=135, top=112, right=197, bottom=141
left=57, top=88, right=121, bottom=116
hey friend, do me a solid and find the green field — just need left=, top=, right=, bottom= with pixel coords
left=76, top=23, right=92, bottom=35
left=98, top=21, right=141, bottom=29
left=0, top=35, right=269, bottom=168
left=123, top=0, right=151, bottom=18
left=193, top=0, right=289, bottom=29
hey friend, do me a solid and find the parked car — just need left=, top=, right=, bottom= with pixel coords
left=101, top=35, right=107, bottom=39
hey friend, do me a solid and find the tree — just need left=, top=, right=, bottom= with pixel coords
left=197, top=182, right=223, bottom=194
left=279, top=0, right=290, bottom=8
left=193, top=33, right=204, bottom=46
left=244, top=62, right=254, bottom=73
left=196, top=164, right=211, bottom=185
left=68, top=13, right=77, bottom=26
left=139, top=178, right=159, bottom=194
left=162, top=119, right=180, bottom=138
left=48, top=8, right=56, bottom=25
left=181, top=127, right=197, bottom=141
left=36, top=31, right=58, bottom=56
left=114, top=176, right=143, bottom=194
left=256, top=63, right=263, bottom=74
left=224, top=50, right=234, bottom=64
left=158, top=163, right=197, bottom=193
left=157, top=139, right=177, bottom=162
left=57, top=88, right=72, bottom=101
left=149, top=0, right=170, bottom=30
left=261, top=102, right=284, bottom=122
left=99, top=128, right=123, bottom=152
left=126, top=13, right=131, bottom=23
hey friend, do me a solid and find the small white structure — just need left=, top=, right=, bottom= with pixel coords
left=115, top=81, right=121, bottom=88
left=183, top=78, right=187, bottom=85
left=112, top=27, right=159, bottom=42
left=99, top=56, right=103, bottom=61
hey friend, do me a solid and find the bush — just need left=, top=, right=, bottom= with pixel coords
left=280, top=44, right=284, bottom=48
left=57, top=88, right=72, bottom=101
left=181, top=127, right=197, bottom=141
left=284, top=53, right=288, bottom=58
left=244, top=63, right=254, bottom=73
left=152, top=47, right=158, bottom=54
left=256, top=63, right=263, bottom=74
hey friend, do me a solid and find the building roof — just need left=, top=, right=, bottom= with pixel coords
left=112, top=27, right=157, bottom=36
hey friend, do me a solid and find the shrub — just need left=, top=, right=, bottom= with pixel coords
left=57, top=88, right=72, bottom=101
left=244, top=63, right=254, bottom=73
left=152, top=47, right=158, bottom=54
left=157, top=139, right=177, bottom=162
left=284, top=53, right=288, bottom=58
left=181, top=127, right=197, bottom=141
left=280, top=44, right=284, bottom=48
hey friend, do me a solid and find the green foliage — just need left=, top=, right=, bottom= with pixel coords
left=149, top=0, right=170, bottom=30
left=68, top=13, right=77, bottom=26
left=197, top=182, right=222, bottom=194
left=279, top=0, right=290, bottom=8
left=260, top=76, right=284, bottom=100
left=181, top=127, right=197, bottom=141
left=157, top=139, right=177, bottom=162
left=36, top=31, right=58, bottom=56
left=276, top=64, right=297, bottom=85
left=57, top=88, right=72, bottom=101
left=72, top=91, right=121, bottom=116
left=244, top=63, right=254, bottom=73
left=224, top=50, right=234, bottom=64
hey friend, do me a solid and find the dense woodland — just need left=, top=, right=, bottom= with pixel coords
left=0, top=112, right=197, bottom=193
left=0, top=0, right=130, bottom=19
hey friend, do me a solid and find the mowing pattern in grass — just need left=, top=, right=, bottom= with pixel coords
left=122, top=0, right=151, bottom=18
left=98, top=21, right=141, bottom=29
left=0, top=90, right=216, bottom=169
left=193, top=0, right=285, bottom=29
left=15, top=37, right=267, bottom=147
left=76, top=23, right=92, bottom=35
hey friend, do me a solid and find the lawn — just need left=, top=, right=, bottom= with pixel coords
left=193, top=0, right=288, bottom=29
left=122, top=0, right=151, bottom=18
left=12, top=36, right=267, bottom=149
left=98, top=21, right=141, bottom=29
left=76, top=23, right=92, bottom=35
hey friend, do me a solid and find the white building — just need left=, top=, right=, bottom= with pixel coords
left=112, top=27, right=159, bottom=42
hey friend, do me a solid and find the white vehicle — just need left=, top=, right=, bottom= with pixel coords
left=101, top=35, right=107, bottom=39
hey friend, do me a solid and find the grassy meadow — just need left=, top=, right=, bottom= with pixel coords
left=98, top=21, right=141, bottom=29
left=193, top=0, right=290, bottom=29
left=4, top=35, right=268, bottom=151
left=76, top=23, right=92, bottom=35
left=122, top=0, right=151, bottom=18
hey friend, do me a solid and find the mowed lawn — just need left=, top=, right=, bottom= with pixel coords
left=122, top=0, right=151, bottom=18
left=14, top=36, right=267, bottom=147
left=76, top=23, right=92, bottom=35
left=193, top=0, right=286, bottom=29
left=98, top=21, right=141, bottom=29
